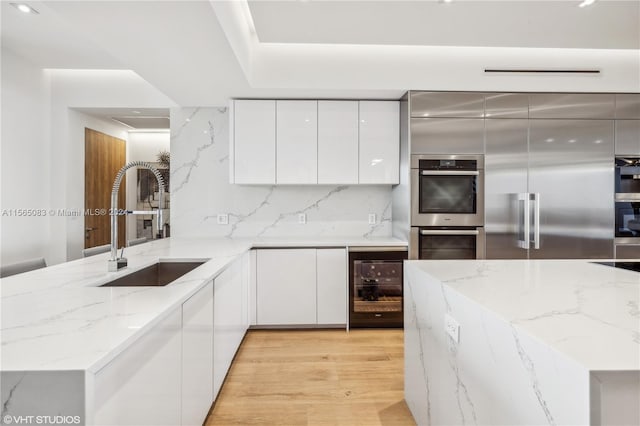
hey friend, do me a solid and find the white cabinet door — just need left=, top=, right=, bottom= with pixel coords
left=182, top=281, right=214, bottom=426
left=233, top=100, right=276, bottom=184
left=316, top=248, right=348, bottom=325
left=276, top=100, right=318, bottom=184
left=318, top=101, right=359, bottom=184
left=359, top=101, right=400, bottom=184
left=93, top=309, right=182, bottom=426
left=256, top=249, right=317, bottom=325
left=241, top=251, right=251, bottom=330
left=213, top=258, right=244, bottom=399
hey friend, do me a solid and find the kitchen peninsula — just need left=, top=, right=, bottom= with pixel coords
left=404, top=260, right=640, bottom=426
left=0, top=236, right=405, bottom=426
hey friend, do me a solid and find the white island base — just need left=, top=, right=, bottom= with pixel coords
left=404, top=260, right=640, bottom=426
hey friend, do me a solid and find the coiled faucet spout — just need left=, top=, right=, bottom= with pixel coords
left=108, top=161, right=165, bottom=271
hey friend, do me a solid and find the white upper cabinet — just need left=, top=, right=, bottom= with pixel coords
left=318, top=101, right=359, bottom=184
left=231, top=99, right=399, bottom=185
left=232, top=100, right=276, bottom=184
left=359, top=101, right=400, bottom=184
left=276, top=100, right=318, bottom=184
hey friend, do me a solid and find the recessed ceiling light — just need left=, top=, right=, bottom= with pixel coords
left=132, top=110, right=141, bottom=114
left=11, top=3, right=39, bottom=14
left=578, top=0, right=596, bottom=8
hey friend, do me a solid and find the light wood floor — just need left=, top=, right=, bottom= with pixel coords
left=205, top=329, right=416, bottom=426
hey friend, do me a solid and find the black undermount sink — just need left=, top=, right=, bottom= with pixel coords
left=100, top=261, right=207, bottom=287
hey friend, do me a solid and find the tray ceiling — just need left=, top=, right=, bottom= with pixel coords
left=248, top=0, right=640, bottom=49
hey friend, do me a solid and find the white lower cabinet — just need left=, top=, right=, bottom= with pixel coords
left=92, top=309, right=182, bottom=426
left=316, top=249, right=348, bottom=325
left=255, top=248, right=347, bottom=326
left=181, top=281, right=214, bottom=426
left=256, top=249, right=317, bottom=325
left=213, top=256, right=249, bottom=398
left=92, top=255, right=250, bottom=426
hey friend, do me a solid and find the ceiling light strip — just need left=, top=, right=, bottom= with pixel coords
left=10, top=3, right=39, bottom=14
left=484, top=69, right=600, bottom=74
left=578, top=0, right=597, bottom=8
left=110, top=118, right=136, bottom=129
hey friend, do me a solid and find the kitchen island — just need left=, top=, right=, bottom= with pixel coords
left=0, top=236, right=406, bottom=426
left=404, top=260, right=640, bottom=426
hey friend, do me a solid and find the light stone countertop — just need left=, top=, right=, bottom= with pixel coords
left=0, top=236, right=406, bottom=373
left=406, top=259, right=640, bottom=371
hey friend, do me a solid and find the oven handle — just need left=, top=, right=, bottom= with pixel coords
left=420, top=229, right=479, bottom=236
left=420, top=170, right=479, bottom=176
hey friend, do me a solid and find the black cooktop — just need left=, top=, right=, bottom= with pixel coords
left=593, top=261, right=640, bottom=273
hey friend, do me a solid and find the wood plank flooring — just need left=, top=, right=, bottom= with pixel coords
left=205, top=329, right=416, bottom=426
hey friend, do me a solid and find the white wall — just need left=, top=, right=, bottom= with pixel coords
left=128, top=132, right=170, bottom=162
left=0, top=49, right=51, bottom=266
left=126, top=132, right=170, bottom=242
left=0, top=59, right=176, bottom=267
left=45, top=70, right=176, bottom=264
left=171, top=107, right=393, bottom=239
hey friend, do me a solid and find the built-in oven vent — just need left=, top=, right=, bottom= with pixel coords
left=484, top=69, right=600, bottom=74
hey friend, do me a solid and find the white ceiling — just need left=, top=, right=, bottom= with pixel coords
left=248, top=0, right=640, bottom=49
left=0, top=1, right=122, bottom=69
left=1, top=0, right=639, bottom=107
left=74, top=108, right=170, bottom=130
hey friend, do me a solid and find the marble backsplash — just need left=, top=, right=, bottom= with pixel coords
left=170, top=107, right=393, bottom=238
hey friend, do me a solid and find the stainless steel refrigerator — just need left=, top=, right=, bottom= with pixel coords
left=485, top=95, right=615, bottom=259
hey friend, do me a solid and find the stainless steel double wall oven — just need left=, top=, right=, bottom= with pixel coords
left=410, top=154, right=485, bottom=260
left=615, top=156, right=640, bottom=258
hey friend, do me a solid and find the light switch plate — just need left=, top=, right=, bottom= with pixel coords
left=368, top=213, right=376, bottom=224
left=444, top=313, right=460, bottom=343
left=217, top=214, right=229, bottom=225
left=298, top=213, right=306, bottom=224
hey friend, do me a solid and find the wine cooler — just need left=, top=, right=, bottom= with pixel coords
left=348, top=247, right=408, bottom=328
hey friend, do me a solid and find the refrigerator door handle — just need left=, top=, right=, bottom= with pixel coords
left=532, top=193, right=541, bottom=249
left=517, top=193, right=530, bottom=249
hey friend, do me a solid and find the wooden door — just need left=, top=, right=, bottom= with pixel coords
left=85, top=128, right=126, bottom=249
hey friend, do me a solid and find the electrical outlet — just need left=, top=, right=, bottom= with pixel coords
left=444, top=313, right=460, bottom=343
left=298, top=213, right=306, bottom=224
left=368, top=213, right=376, bottom=225
left=216, top=214, right=228, bottom=225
